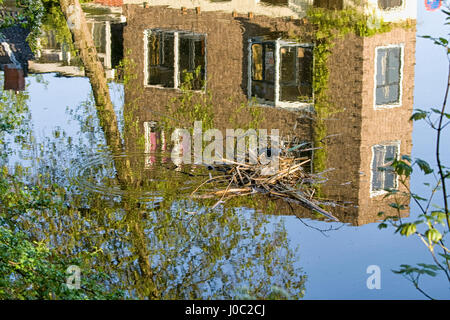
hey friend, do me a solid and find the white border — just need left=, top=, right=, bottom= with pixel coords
left=369, top=140, right=401, bottom=198
left=373, top=43, right=404, bottom=110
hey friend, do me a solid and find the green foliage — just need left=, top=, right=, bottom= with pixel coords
left=0, top=75, right=32, bottom=158
left=392, top=263, right=441, bottom=299
left=410, top=108, right=450, bottom=128
left=389, top=156, right=435, bottom=179
left=379, top=154, right=448, bottom=250
left=0, top=0, right=45, bottom=51
left=395, top=223, right=416, bottom=237
left=0, top=225, right=122, bottom=299
left=307, top=7, right=393, bottom=39
left=1, top=1, right=304, bottom=300
left=39, top=2, right=77, bottom=57
left=160, top=67, right=214, bottom=135
left=236, top=284, right=305, bottom=300
left=0, top=76, right=123, bottom=299
left=393, top=264, right=440, bottom=277
left=410, top=109, right=428, bottom=121
left=0, top=0, right=87, bottom=56
left=0, top=91, right=30, bottom=140
left=391, top=157, right=413, bottom=177
left=0, top=169, right=123, bottom=299
left=378, top=7, right=450, bottom=299
left=378, top=222, right=388, bottom=230
left=421, top=35, right=449, bottom=47
left=425, top=228, right=443, bottom=243
left=416, top=159, right=434, bottom=175
left=118, top=52, right=144, bottom=147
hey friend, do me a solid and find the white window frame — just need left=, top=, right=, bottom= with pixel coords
left=373, top=43, right=404, bottom=110
left=370, top=141, right=400, bottom=198
left=248, top=38, right=314, bottom=110
left=143, top=29, right=207, bottom=92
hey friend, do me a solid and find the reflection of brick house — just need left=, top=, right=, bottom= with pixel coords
left=123, top=2, right=415, bottom=225
left=316, top=27, right=415, bottom=225
left=124, top=4, right=316, bottom=137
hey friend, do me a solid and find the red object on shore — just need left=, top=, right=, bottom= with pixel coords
left=3, top=64, right=25, bottom=91
left=93, top=0, right=123, bottom=7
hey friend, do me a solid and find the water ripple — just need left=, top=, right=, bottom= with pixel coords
left=68, top=151, right=195, bottom=202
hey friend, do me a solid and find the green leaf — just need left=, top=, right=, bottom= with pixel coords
left=393, top=264, right=414, bottom=275
left=438, top=253, right=450, bottom=260
left=378, top=223, right=388, bottom=230
left=412, top=194, right=427, bottom=201
left=438, top=38, right=448, bottom=46
left=396, top=223, right=416, bottom=237
left=415, top=159, right=433, bottom=175
left=417, top=263, right=440, bottom=271
left=423, top=270, right=437, bottom=277
left=410, top=110, right=428, bottom=121
left=425, top=228, right=442, bottom=243
left=390, top=203, right=406, bottom=210
left=392, top=159, right=413, bottom=177
left=431, top=108, right=443, bottom=114
left=401, top=155, right=412, bottom=163
left=431, top=211, right=446, bottom=225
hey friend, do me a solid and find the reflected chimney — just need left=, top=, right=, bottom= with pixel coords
left=3, top=64, right=25, bottom=92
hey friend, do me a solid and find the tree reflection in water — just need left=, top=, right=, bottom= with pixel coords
left=0, top=70, right=306, bottom=299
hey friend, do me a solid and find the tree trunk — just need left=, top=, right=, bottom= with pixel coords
left=59, top=0, right=122, bottom=154
left=58, top=1, right=157, bottom=298
left=59, top=0, right=138, bottom=186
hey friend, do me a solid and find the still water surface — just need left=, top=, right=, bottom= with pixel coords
left=1, top=2, right=449, bottom=299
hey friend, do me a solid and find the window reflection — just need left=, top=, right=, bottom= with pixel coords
left=179, top=33, right=206, bottom=90
left=376, top=46, right=402, bottom=106
left=146, top=30, right=206, bottom=90
left=280, top=46, right=313, bottom=103
left=371, top=143, right=399, bottom=194
left=147, top=31, right=175, bottom=87
left=250, top=39, right=313, bottom=107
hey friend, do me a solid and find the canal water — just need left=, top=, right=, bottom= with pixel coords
left=1, top=1, right=449, bottom=299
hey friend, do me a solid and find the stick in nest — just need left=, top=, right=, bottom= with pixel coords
left=191, top=153, right=339, bottom=222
